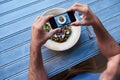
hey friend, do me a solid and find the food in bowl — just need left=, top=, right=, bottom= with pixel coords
left=44, top=23, right=72, bottom=43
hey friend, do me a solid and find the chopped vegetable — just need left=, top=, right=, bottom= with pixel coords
left=44, top=23, right=51, bottom=32
left=44, top=23, right=72, bottom=43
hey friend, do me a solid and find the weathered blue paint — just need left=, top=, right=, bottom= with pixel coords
left=0, top=0, right=120, bottom=80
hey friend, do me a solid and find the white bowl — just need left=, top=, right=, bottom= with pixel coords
left=43, top=8, right=81, bottom=51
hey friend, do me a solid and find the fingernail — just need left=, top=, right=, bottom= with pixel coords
left=57, top=28, right=61, bottom=32
left=71, top=23, right=74, bottom=25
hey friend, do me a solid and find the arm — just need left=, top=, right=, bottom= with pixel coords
left=29, top=16, right=60, bottom=80
left=92, top=18, right=120, bottom=58
left=68, top=3, right=120, bottom=80
left=29, top=44, right=47, bottom=80
left=91, top=18, right=120, bottom=80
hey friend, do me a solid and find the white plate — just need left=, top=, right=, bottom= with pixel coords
left=43, top=8, right=81, bottom=51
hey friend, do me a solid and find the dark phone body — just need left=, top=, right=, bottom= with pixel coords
left=49, top=11, right=76, bottom=29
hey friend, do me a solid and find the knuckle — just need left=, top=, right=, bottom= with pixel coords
left=32, top=24, right=42, bottom=31
left=48, top=15, right=53, bottom=19
left=32, top=25, right=35, bottom=30
left=84, top=5, right=89, bottom=13
left=32, top=23, right=36, bottom=28
left=37, top=16, right=40, bottom=18
left=74, top=2, right=81, bottom=7
left=40, top=16, right=43, bottom=19
left=74, top=2, right=79, bottom=6
left=85, top=4, right=89, bottom=10
left=37, top=16, right=41, bottom=19
left=84, top=4, right=89, bottom=7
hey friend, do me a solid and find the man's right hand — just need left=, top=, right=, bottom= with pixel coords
left=68, top=3, right=98, bottom=26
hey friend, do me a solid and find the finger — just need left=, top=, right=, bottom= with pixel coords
left=67, top=6, right=76, bottom=12
left=38, top=15, right=54, bottom=28
left=33, top=16, right=41, bottom=23
left=32, top=16, right=41, bottom=29
left=35, top=15, right=53, bottom=29
left=79, top=16, right=91, bottom=26
left=71, top=21, right=82, bottom=26
left=69, top=3, right=90, bottom=15
left=67, top=2, right=82, bottom=12
left=74, top=2, right=83, bottom=6
left=67, top=6, right=78, bottom=12
left=47, top=28, right=60, bottom=39
left=40, top=15, right=54, bottom=23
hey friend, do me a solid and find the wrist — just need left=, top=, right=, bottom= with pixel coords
left=91, top=16, right=101, bottom=27
left=30, top=39, right=42, bottom=48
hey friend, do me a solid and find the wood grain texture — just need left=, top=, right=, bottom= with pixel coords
left=0, top=0, right=120, bottom=80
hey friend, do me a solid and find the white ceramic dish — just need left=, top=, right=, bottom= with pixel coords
left=43, top=8, right=81, bottom=51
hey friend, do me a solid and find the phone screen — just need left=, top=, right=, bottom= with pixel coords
left=49, top=11, right=76, bottom=29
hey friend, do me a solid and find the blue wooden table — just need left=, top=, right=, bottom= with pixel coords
left=0, top=0, right=120, bottom=80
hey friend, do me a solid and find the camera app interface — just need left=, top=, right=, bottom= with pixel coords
left=54, top=12, right=71, bottom=27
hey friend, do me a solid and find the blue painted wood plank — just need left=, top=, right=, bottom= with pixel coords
left=96, top=3, right=120, bottom=22
left=1, top=0, right=94, bottom=69
left=0, top=0, right=38, bottom=14
left=0, top=43, right=29, bottom=66
left=0, top=0, right=119, bottom=39
left=4, top=25, right=120, bottom=80
left=0, top=0, right=118, bottom=52
left=0, top=1, right=119, bottom=54
left=0, top=0, right=97, bottom=38
left=4, top=7, right=119, bottom=68
left=0, top=0, right=12, bottom=5
left=0, top=0, right=75, bottom=38
left=0, top=0, right=118, bottom=61
left=0, top=0, right=120, bottom=79
left=0, top=57, right=29, bottom=80
left=7, top=70, right=28, bottom=80
left=1, top=25, right=120, bottom=79
left=89, top=0, right=120, bottom=13
left=11, top=21, right=120, bottom=79
left=1, top=37, right=98, bottom=79
left=0, top=0, right=69, bottom=26
left=0, top=30, right=31, bottom=52
left=104, top=14, right=120, bottom=31
left=0, top=29, right=88, bottom=67
left=111, top=27, right=120, bottom=42
left=0, top=0, right=119, bottom=71
left=90, top=14, right=120, bottom=37
left=0, top=0, right=98, bottom=53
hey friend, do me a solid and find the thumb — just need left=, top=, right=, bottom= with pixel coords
left=71, top=21, right=82, bottom=26
left=48, top=28, right=60, bottom=38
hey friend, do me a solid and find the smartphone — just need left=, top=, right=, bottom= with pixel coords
left=49, top=11, right=76, bottom=29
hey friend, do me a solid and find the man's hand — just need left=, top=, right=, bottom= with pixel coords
left=29, top=15, right=60, bottom=80
left=68, top=3, right=120, bottom=80
left=31, top=15, right=60, bottom=47
left=68, top=3, right=98, bottom=26
left=68, top=3, right=120, bottom=58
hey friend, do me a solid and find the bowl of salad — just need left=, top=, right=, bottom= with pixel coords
left=43, top=8, right=81, bottom=51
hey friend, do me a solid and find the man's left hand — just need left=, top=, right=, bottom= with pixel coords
left=31, top=15, right=60, bottom=47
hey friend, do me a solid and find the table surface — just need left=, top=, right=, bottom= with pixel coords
left=0, top=0, right=120, bottom=80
